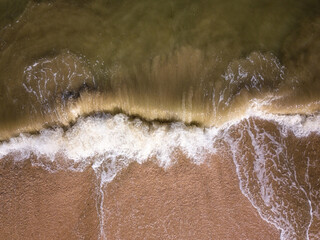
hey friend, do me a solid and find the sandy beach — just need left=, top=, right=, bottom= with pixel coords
left=0, top=152, right=280, bottom=239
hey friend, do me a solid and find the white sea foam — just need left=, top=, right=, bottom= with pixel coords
left=0, top=113, right=219, bottom=172
left=225, top=118, right=307, bottom=240
left=247, top=100, right=320, bottom=137
left=0, top=108, right=319, bottom=169
left=224, top=105, right=320, bottom=240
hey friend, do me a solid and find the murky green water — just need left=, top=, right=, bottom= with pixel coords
left=0, top=0, right=320, bottom=139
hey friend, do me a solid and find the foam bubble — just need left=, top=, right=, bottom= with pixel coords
left=247, top=99, right=320, bottom=137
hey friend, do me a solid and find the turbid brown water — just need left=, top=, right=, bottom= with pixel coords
left=0, top=0, right=320, bottom=139
left=0, top=1, right=320, bottom=240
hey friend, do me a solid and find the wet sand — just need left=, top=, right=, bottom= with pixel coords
left=103, top=155, right=280, bottom=240
left=0, top=159, right=99, bottom=240
left=0, top=153, right=280, bottom=239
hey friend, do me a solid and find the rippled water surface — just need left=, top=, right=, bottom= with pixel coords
left=0, top=0, right=320, bottom=137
